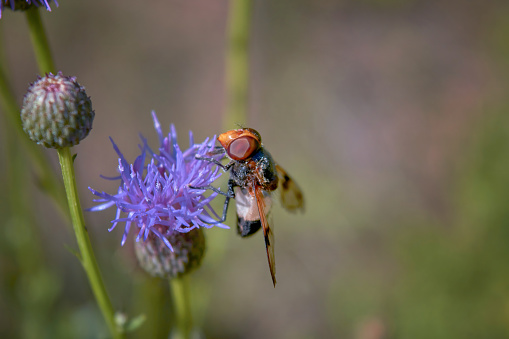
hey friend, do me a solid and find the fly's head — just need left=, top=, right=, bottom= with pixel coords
left=218, top=128, right=261, bottom=161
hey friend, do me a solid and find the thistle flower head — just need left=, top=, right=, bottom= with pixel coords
left=20, top=72, right=94, bottom=148
left=0, top=0, right=58, bottom=19
left=88, top=112, right=227, bottom=261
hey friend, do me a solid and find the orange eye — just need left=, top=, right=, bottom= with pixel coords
left=227, top=136, right=259, bottom=160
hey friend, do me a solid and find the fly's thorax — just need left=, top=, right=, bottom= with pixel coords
left=230, top=161, right=252, bottom=187
left=228, top=147, right=278, bottom=190
left=251, top=148, right=279, bottom=191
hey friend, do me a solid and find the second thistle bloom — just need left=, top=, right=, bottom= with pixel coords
left=89, top=112, right=227, bottom=276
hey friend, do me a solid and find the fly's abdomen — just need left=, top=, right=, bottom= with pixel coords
left=234, top=187, right=272, bottom=237
left=237, top=217, right=262, bottom=237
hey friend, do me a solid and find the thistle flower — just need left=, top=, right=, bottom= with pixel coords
left=0, top=0, right=58, bottom=18
left=89, top=112, right=227, bottom=277
left=20, top=72, right=94, bottom=148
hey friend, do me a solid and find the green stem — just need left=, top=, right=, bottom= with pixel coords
left=25, top=7, right=55, bottom=74
left=135, top=278, right=169, bottom=339
left=57, top=148, right=124, bottom=339
left=169, top=276, right=192, bottom=339
left=0, top=24, right=68, bottom=220
left=224, top=0, right=252, bottom=129
left=184, top=0, right=253, bottom=331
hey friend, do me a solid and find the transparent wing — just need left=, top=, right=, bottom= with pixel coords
left=255, top=185, right=276, bottom=287
left=276, top=164, right=304, bottom=212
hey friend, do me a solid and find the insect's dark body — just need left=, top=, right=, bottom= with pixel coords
left=230, top=148, right=278, bottom=237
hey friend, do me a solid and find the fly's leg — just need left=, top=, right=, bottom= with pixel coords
left=190, top=179, right=235, bottom=224
left=195, top=147, right=224, bottom=167
left=195, top=148, right=234, bottom=171
left=195, top=156, right=234, bottom=171
left=194, top=147, right=235, bottom=223
left=189, top=184, right=231, bottom=197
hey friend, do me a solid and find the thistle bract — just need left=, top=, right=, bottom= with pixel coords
left=134, top=227, right=206, bottom=278
left=89, top=112, right=227, bottom=272
left=20, top=72, right=94, bottom=148
left=0, top=0, right=58, bottom=18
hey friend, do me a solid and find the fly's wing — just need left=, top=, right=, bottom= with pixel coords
left=255, top=185, right=276, bottom=287
left=276, top=164, right=304, bottom=212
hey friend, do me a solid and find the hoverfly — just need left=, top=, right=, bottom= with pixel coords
left=191, top=128, right=304, bottom=286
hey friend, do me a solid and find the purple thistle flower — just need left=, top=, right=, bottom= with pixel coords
left=0, top=0, right=58, bottom=19
left=88, top=111, right=228, bottom=253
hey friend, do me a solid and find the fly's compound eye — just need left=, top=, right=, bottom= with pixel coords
left=227, top=136, right=259, bottom=160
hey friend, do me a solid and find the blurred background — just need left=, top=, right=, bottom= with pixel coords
left=2, top=0, right=509, bottom=338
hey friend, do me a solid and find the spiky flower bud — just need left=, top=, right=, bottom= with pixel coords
left=135, top=227, right=206, bottom=278
left=20, top=72, right=94, bottom=148
left=0, top=0, right=58, bottom=19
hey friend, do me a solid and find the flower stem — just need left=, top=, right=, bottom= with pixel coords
left=169, top=276, right=192, bottom=339
left=57, top=147, right=124, bottom=339
left=135, top=278, right=169, bottom=339
left=25, top=7, right=55, bottom=74
left=224, top=0, right=252, bottom=129
left=0, top=25, right=68, bottom=220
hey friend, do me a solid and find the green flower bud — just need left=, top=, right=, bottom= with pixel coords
left=134, top=226, right=206, bottom=279
left=20, top=72, right=94, bottom=148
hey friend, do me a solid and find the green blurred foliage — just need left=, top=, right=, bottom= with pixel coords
left=387, top=107, right=509, bottom=338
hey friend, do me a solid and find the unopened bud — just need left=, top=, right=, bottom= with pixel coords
left=20, top=72, right=94, bottom=148
left=134, top=227, right=206, bottom=279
